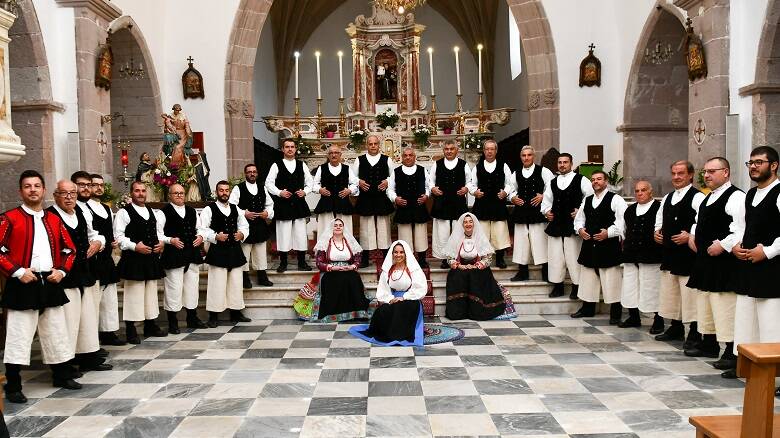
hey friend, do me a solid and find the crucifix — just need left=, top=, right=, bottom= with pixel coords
left=97, top=129, right=108, bottom=175
left=588, top=43, right=596, bottom=52
left=187, top=56, right=194, bottom=66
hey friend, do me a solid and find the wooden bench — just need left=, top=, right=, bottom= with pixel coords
left=689, top=343, right=780, bottom=437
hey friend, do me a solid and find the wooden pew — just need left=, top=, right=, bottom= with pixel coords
left=689, top=343, right=780, bottom=437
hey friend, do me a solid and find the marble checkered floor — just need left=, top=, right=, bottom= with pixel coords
left=2, top=315, right=750, bottom=437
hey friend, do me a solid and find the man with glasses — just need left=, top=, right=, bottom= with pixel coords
left=351, top=134, right=395, bottom=267
left=685, top=157, right=744, bottom=377
left=731, top=147, right=780, bottom=381
left=313, top=145, right=358, bottom=237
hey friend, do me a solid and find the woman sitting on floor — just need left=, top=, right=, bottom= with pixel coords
left=444, top=212, right=517, bottom=321
left=349, top=240, right=427, bottom=346
left=301, top=218, right=371, bottom=322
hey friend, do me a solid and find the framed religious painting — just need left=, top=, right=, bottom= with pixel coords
left=95, top=32, right=113, bottom=90
left=579, top=43, right=601, bottom=87
left=182, top=57, right=205, bottom=99
left=684, top=18, right=707, bottom=81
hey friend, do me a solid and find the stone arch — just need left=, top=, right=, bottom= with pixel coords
left=619, top=2, right=689, bottom=195
left=224, top=0, right=559, bottom=177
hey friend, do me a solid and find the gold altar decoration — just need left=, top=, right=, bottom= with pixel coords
left=374, top=0, right=426, bottom=14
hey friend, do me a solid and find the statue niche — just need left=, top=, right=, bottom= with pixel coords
left=374, top=49, right=398, bottom=103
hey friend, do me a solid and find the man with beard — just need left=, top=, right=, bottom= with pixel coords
left=159, top=184, right=207, bottom=333
left=686, top=157, right=744, bottom=376
left=265, top=138, right=313, bottom=272
left=86, top=174, right=125, bottom=346
left=313, top=145, right=357, bottom=236
left=229, top=163, right=274, bottom=288
left=468, top=139, right=512, bottom=268
left=541, top=153, right=593, bottom=299
left=508, top=145, right=554, bottom=281
left=114, top=181, right=167, bottom=344
left=430, top=139, right=471, bottom=269
left=351, top=134, right=395, bottom=267
left=387, top=147, right=430, bottom=268
left=732, top=146, right=780, bottom=382
left=199, top=180, right=250, bottom=327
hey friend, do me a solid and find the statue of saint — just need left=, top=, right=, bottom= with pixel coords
left=162, top=103, right=193, bottom=169
left=377, top=63, right=396, bottom=101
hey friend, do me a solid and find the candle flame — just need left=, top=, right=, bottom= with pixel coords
left=294, top=51, right=300, bottom=58
left=315, top=51, right=321, bottom=57
left=337, top=51, right=343, bottom=57
left=477, top=44, right=483, bottom=51
left=427, top=47, right=433, bottom=54
left=454, top=46, right=459, bottom=52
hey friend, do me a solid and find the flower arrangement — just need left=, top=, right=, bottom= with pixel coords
left=463, top=133, right=490, bottom=151
left=149, top=152, right=196, bottom=198
left=375, top=108, right=399, bottom=129
left=412, top=124, right=432, bottom=148
left=293, top=135, right=314, bottom=157
left=322, top=124, right=338, bottom=138
left=440, top=119, right=455, bottom=134
left=349, top=127, right=368, bottom=149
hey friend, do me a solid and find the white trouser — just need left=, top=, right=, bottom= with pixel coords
left=397, top=223, right=428, bottom=253
left=123, top=280, right=160, bottom=322
left=98, top=282, right=120, bottom=332
left=733, top=295, right=780, bottom=355
left=4, top=306, right=72, bottom=365
left=316, top=213, right=353, bottom=238
left=276, top=219, right=308, bottom=252
left=658, top=272, right=697, bottom=323
left=242, top=242, right=268, bottom=271
left=90, top=282, right=102, bottom=328
left=432, top=219, right=456, bottom=259
left=512, top=223, right=548, bottom=265
left=164, top=265, right=201, bottom=312
left=206, top=266, right=245, bottom=312
left=547, top=236, right=582, bottom=284
left=696, top=290, right=736, bottom=342
left=479, top=220, right=511, bottom=250
left=621, top=263, right=661, bottom=312
left=63, top=286, right=100, bottom=355
left=578, top=266, right=623, bottom=304
left=359, top=215, right=391, bottom=250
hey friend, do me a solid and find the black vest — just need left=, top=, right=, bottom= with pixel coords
left=738, top=184, right=780, bottom=298
left=660, top=187, right=699, bottom=275
left=687, top=185, right=742, bottom=292
left=313, top=163, right=354, bottom=215
left=471, top=160, right=509, bottom=221
left=622, top=200, right=663, bottom=264
left=546, top=173, right=585, bottom=237
left=49, top=206, right=96, bottom=289
left=393, top=166, right=430, bottom=224
left=84, top=201, right=118, bottom=286
left=354, top=154, right=395, bottom=216
left=236, top=182, right=271, bottom=243
left=431, top=158, right=468, bottom=220
left=272, top=160, right=310, bottom=221
left=510, top=165, right=547, bottom=225
left=159, top=204, right=203, bottom=270
left=204, top=203, right=247, bottom=270
left=577, top=192, right=622, bottom=268
left=117, top=205, right=164, bottom=281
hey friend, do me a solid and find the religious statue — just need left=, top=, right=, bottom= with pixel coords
left=162, top=103, right=194, bottom=169
left=181, top=57, right=205, bottom=99
left=376, top=63, right=396, bottom=101
left=95, top=31, right=113, bottom=90
left=135, top=152, right=161, bottom=202
left=684, top=18, right=707, bottom=81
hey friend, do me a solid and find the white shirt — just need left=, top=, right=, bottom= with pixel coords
left=375, top=267, right=428, bottom=302
left=540, top=171, right=594, bottom=215
left=113, top=203, right=166, bottom=251
left=467, top=160, right=513, bottom=196
left=313, top=163, right=359, bottom=196
left=654, top=184, right=706, bottom=231
left=54, top=204, right=105, bottom=249
left=228, top=184, right=275, bottom=220
left=327, top=241, right=353, bottom=262
left=748, top=179, right=780, bottom=259
left=387, top=164, right=431, bottom=203
left=11, top=205, right=62, bottom=278
left=690, top=181, right=746, bottom=253
left=427, top=157, right=472, bottom=190
left=573, top=190, right=628, bottom=239
left=507, top=164, right=555, bottom=200
left=634, top=200, right=655, bottom=216
left=264, top=158, right=314, bottom=197
left=87, top=198, right=110, bottom=220
left=197, top=201, right=250, bottom=245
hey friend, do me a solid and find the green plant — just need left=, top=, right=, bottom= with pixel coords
left=322, top=124, right=338, bottom=135
left=463, top=133, right=490, bottom=151
left=293, top=135, right=314, bottom=156
left=697, top=168, right=706, bottom=188
left=606, top=160, right=624, bottom=186
left=99, top=182, right=121, bottom=204
left=412, top=124, right=432, bottom=148
left=228, top=176, right=245, bottom=191
left=349, top=127, right=368, bottom=149
left=375, top=108, right=399, bottom=129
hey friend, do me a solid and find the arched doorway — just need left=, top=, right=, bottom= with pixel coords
left=620, top=4, right=689, bottom=195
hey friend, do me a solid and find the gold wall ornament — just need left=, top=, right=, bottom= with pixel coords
left=95, top=31, right=113, bottom=91
left=374, top=0, right=426, bottom=14
left=684, top=17, right=707, bottom=82
left=579, top=43, right=601, bottom=87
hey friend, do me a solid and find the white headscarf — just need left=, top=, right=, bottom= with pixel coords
left=314, top=217, right=362, bottom=253
left=381, top=239, right=422, bottom=274
left=442, top=212, right=495, bottom=259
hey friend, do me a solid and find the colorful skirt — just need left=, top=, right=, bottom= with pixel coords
left=349, top=291, right=424, bottom=346
left=293, top=267, right=372, bottom=323
left=445, top=266, right=516, bottom=321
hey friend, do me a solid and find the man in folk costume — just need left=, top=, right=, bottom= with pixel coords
left=571, top=171, right=627, bottom=320
left=351, top=134, right=395, bottom=267
left=159, top=184, right=207, bottom=334
left=732, top=146, right=780, bottom=381
left=653, top=160, right=705, bottom=347
left=509, top=145, right=554, bottom=281
left=468, top=139, right=512, bottom=268
left=199, top=180, right=251, bottom=327
left=86, top=173, right=124, bottom=346
left=430, top=139, right=472, bottom=269
left=619, top=180, right=664, bottom=332
left=0, top=170, right=79, bottom=404
left=229, top=163, right=274, bottom=288
left=313, top=145, right=358, bottom=237
left=541, top=153, right=594, bottom=298
left=685, top=157, right=744, bottom=374
left=114, top=181, right=167, bottom=344
left=387, top=147, right=430, bottom=268
left=50, top=178, right=110, bottom=374
left=265, top=138, right=313, bottom=272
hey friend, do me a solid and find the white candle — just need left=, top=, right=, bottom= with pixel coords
left=294, top=51, right=300, bottom=98
left=454, top=46, right=461, bottom=95
left=477, top=44, right=483, bottom=93
left=337, top=51, right=344, bottom=99
left=315, top=51, right=321, bottom=99
left=427, top=47, right=434, bottom=95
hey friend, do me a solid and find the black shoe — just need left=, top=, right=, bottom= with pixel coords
left=125, top=322, right=141, bottom=344
left=510, top=265, right=529, bottom=282
left=167, top=311, right=180, bottom=335
left=683, top=322, right=702, bottom=351
left=230, top=309, right=251, bottom=323
left=100, top=331, right=127, bottom=346
left=186, top=309, right=208, bottom=329
left=360, top=251, right=370, bottom=268
left=540, top=263, right=549, bottom=282
left=495, top=250, right=507, bottom=269
left=684, top=335, right=719, bottom=358
left=775, top=387, right=779, bottom=398
left=297, top=251, right=312, bottom=271
left=96, top=348, right=109, bottom=357
left=417, top=252, right=429, bottom=269
left=243, top=272, right=252, bottom=289
left=712, top=343, right=737, bottom=370
left=548, top=283, right=564, bottom=298
left=440, top=259, right=449, bottom=269
left=721, top=368, right=737, bottom=379
left=81, top=363, right=113, bottom=372
left=6, top=390, right=27, bottom=404
left=256, top=270, right=273, bottom=287
left=208, top=312, right=219, bottom=328
left=277, top=256, right=288, bottom=273
left=569, top=284, right=579, bottom=300
left=609, top=303, right=623, bottom=325
left=618, top=308, right=640, bottom=328
left=143, top=320, right=167, bottom=337
left=53, top=378, right=82, bottom=390
left=571, top=302, right=596, bottom=318
left=655, top=320, right=684, bottom=341
left=649, top=314, right=665, bottom=335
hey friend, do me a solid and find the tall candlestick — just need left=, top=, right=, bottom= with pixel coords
left=294, top=51, right=300, bottom=98
left=337, top=51, right=344, bottom=99
left=477, top=44, right=483, bottom=93
left=454, top=46, right=461, bottom=96
left=315, top=51, right=321, bottom=99
left=427, top=47, right=434, bottom=96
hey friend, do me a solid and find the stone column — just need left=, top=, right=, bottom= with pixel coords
left=0, top=8, right=25, bottom=164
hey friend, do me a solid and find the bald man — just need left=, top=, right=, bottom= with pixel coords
left=313, top=145, right=358, bottom=237
left=387, top=147, right=431, bottom=267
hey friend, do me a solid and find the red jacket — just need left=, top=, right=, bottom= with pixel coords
left=0, top=206, right=76, bottom=278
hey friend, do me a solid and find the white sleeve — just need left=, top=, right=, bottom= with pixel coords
left=350, top=158, right=361, bottom=178
left=720, top=190, right=745, bottom=253
left=113, top=209, right=135, bottom=251
left=573, top=197, right=588, bottom=233
left=236, top=207, right=250, bottom=242
left=507, top=171, right=518, bottom=199
left=427, top=162, right=437, bottom=189
left=403, top=269, right=428, bottom=300
left=228, top=185, right=241, bottom=205
left=312, top=166, right=323, bottom=192
left=467, top=165, right=479, bottom=195
left=386, top=168, right=398, bottom=203
left=502, top=163, right=513, bottom=194
left=347, top=167, right=359, bottom=196
left=154, top=209, right=167, bottom=243
left=198, top=206, right=217, bottom=244
left=609, top=196, right=629, bottom=239
left=541, top=167, right=555, bottom=185
left=302, top=163, right=314, bottom=194
left=375, top=271, right=392, bottom=303
left=264, top=163, right=282, bottom=196
left=580, top=176, right=595, bottom=197
left=264, top=188, right=274, bottom=220
left=540, top=179, right=554, bottom=214
left=463, top=162, right=473, bottom=189
left=655, top=195, right=667, bottom=231
left=763, top=195, right=780, bottom=259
